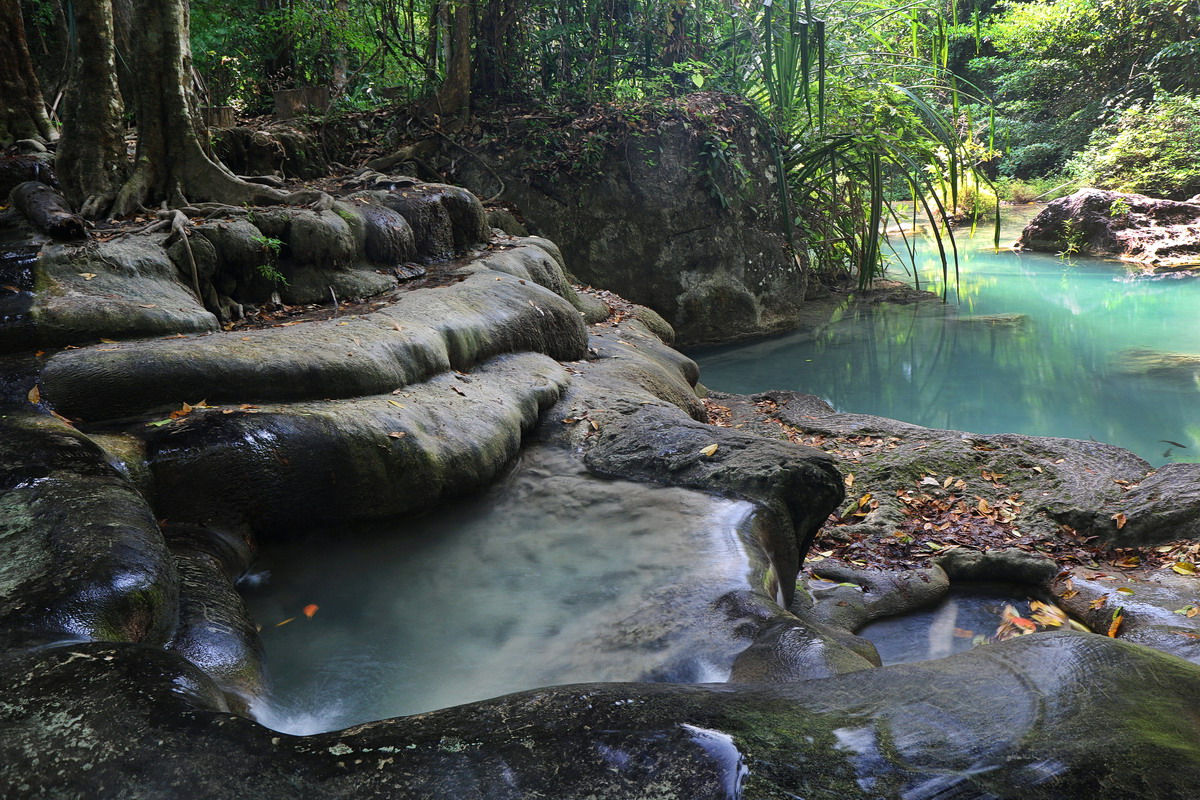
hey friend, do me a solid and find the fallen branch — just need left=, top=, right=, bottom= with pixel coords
left=10, top=181, right=87, bottom=240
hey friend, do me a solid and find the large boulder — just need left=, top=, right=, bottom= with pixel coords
left=435, top=94, right=807, bottom=345
left=1016, top=188, right=1200, bottom=271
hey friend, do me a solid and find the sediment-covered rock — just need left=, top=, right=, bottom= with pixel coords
left=714, top=389, right=1183, bottom=547
left=1016, top=188, right=1200, bottom=270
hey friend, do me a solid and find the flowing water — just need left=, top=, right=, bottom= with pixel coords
left=242, top=445, right=766, bottom=734
left=691, top=206, right=1200, bottom=466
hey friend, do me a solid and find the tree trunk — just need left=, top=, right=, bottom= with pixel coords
left=431, top=0, right=472, bottom=122
left=0, top=0, right=55, bottom=145
left=474, top=0, right=522, bottom=98
left=111, top=0, right=281, bottom=217
left=55, top=0, right=128, bottom=218
left=331, top=0, right=350, bottom=92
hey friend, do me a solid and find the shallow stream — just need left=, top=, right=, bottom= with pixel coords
left=691, top=207, right=1200, bottom=466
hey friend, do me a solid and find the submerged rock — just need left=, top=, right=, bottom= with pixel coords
left=1111, top=346, right=1200, bottom=384
left=1016, top=188, right=1200, bottom=270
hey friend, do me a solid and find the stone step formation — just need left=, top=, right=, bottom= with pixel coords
left=1, top=177, right=1199, bottom=797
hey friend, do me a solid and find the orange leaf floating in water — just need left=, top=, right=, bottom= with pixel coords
left=275, top=617, right=295, bottom=627
left=303, top=604, right=319, bottom=619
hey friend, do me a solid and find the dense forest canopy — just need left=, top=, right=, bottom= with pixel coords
left=7, top=0, right=1200, bottom=278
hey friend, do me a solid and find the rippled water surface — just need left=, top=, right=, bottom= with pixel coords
left=241, top=446, right=761, bottom=734
left=691, top=207, right=1200, bottom=466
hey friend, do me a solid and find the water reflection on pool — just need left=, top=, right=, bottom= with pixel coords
left=690, top=206, right=1200, bottom=466
left=858, top=583, right=1041, bottom=665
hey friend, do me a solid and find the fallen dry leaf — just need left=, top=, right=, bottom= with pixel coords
left=1107, top=608, right=1123, bottom=638
left=700, top=443, right=719, bottom=457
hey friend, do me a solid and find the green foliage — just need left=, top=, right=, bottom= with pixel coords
left=1070, top=94, right=1200, bottom=201
left=696, top=136, right=749, bottom=210
left=251, top=235, right=288, bottom=286
left=961, top=0, right=1200, bottom=179
left=730, top=0, right=997, bottom=291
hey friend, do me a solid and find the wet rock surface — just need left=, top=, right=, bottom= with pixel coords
left=1016, top=188, right=1200, bottom=270
left=3, top=632, right=1200, bottom=798
left=709, top=389, right=1194, bottom=548
left=1, top=176, right=1198, bottom=797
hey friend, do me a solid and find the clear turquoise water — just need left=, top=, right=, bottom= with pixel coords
left=691, top=208, right=1200, bottom=466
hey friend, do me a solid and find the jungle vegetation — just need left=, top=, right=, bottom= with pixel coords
left=7, top=0, right=1200, bottom=283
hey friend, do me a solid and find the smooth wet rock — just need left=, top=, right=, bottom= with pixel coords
left=934, top=547, right=1059, bottom=584
left=1053, top=568, right=1200, bottom=664
left=1016, top=188, right=1200, bottom=270
left=37, top=269, right=587, bottom=421
left=354, top=200, right=417, bottom=265
left=143, top=353, right=570, bottom=531
left=0, top=413, right=176, bottom=645
left=24, top=238, right=219, bottom=351
left=582, top=400, right=844, bottom=592
left=362, top=183, right=490, bottom=263
left=807, top=562, right=951, bottom=630
left=3, top=632, right=1200, bottom=798
left=1111, top=346, right=1200, bottom=383
left=163, top=523, right=264, bottom=713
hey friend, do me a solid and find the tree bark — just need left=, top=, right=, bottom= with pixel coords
left=111, top=0, right=282, bottom=217
left=473, top=0, right=522, bottom=98
left=55, top=0, right=128, bottom=218
left=0, top=0, right=55, bottom=145
left=431, top=0, right=472, bottom=122
left=331, top=0, right=350, bottom=92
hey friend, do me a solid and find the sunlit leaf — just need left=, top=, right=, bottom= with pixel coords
left=78, top=272, right=97, bottom=280
left=1171, top=561, right=1197, bottom=575
left=700, top=443, right=719, bottom=457
left=1116, top=587, right=1135, bottom=595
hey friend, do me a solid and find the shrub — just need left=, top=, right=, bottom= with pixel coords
left=1072, top=94, right=1200, bottom=200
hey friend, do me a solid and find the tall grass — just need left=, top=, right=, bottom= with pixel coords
left=730, top=0, right=998, bottom=294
